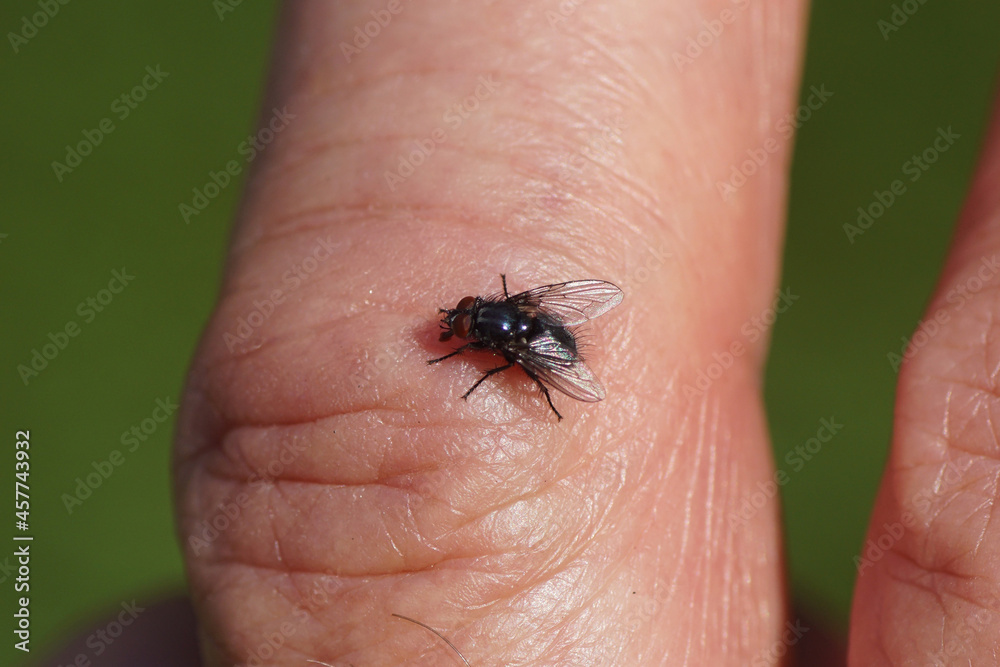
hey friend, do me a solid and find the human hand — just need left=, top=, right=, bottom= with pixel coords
left=173, top=1, right=1000, bottom=664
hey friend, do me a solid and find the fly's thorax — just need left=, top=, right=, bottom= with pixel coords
left=472, top=300, right=533, bottom=344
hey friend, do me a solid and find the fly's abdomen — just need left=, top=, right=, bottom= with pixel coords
left=546, top=322, right=579, bottom=356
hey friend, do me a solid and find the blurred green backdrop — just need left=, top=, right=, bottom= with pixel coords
left=1, top=1, right=997, bottom=664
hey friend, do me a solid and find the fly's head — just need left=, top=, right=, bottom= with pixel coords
left=438, top=295, right=478, bottom=342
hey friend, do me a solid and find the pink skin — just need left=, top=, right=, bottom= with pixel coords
left=170, top=0, right=1000, bottom=664
left=849, top=92, right=1000, bottom=664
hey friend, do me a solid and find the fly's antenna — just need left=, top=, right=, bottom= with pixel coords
left=392, top=613, right=472, bottom=666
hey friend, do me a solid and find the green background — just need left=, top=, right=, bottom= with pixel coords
left=1, top=1, right=997, bottom=663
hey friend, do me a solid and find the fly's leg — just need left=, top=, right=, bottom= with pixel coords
left=430, top=340, right=491, bottom=365
left=428, top=344, right=473, bottom=365
left=461, top=362, right=515, bottom=400
left=520, top=366, right=563, bottom=421
left=500, top=274, right=509, bottom=299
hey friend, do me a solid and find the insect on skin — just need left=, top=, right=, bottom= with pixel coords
left=428, top=274, right=624, bottom=420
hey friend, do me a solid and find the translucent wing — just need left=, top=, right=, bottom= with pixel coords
left=508, top=280, right=624, bottom=326
left=514, top=329, right=606, bottom=402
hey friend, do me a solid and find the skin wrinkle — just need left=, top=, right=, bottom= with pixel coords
left=987, top=401, right=1000, bottom=454
left=974, top=474, right=1000, bottom=563
left=189, top=488, right=427, bottom=576
left=505, top=567, right=598, bottom=663
left=699, top=400, right=724, bottom=660
left=504, top=106, right=617, bottom=157
left=498, top=85, right=624, bottom=136
left=714, top=421, right=739, bottom=658
left=678, top=397, right=713, bottom=665
left=520, top=158, right=669, bottom=244
left=261, top=139, right=555, bottom=212
left=196, top=555, right=490, bottom=589
left=942, top=372, right=1000, bottom=414
left=945, top=386, right=955, bottom=442
left=257, top=201, right=473, bottom=241
left=201, top=291, right=629, bottom=426
left=560, top=27, right=661, bottom=114
left=305, top=66, right=508, bottom=98
left=504, top=187, right=659, bottom=271
left=945, top=491, right=994, bottom=564
left=506, top=153, right=648, bottom=231
left=657, top=401, right=696, bottom=621
left=304, top=594, right=470, bottom=666
left=488, top=489, right=602, bottom=568
left=875, top=513, right=1000, bottom=618
left=543, top=29, right=663, bottom=114
left=467, top=463, right=602, bottom=546
left=471, top=453, right=651, bottom=662
left=910, top=375, right=1000, bottom=461
left=218, top=237, right=349, bottom=295
left=214, top=426, right=485, bottom=488
left=518, top=585, right=615, bottom=664
left=703, top=420, right=735, bottom=656
left=721, top=460, right=740, bottom=653
left=882, top=566, right=949, bottom=610
left=191, top=424, right=643, bottom=582
left=252, top=74, right=673, bottom=253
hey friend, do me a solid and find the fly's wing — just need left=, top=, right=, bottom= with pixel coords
left=514, top=329, right=606, bottom=402
left=509, top=280, right=623, bottom=326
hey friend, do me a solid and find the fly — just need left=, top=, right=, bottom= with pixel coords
left=428, top=274, right=624, bottom=420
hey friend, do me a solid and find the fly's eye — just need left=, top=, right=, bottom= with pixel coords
left=452, top=313, right=472, bottom=339
left=456, top=296, right=476, bottom=311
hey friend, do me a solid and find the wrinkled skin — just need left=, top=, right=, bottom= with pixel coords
left=172, top=1, right=1000, bottom=664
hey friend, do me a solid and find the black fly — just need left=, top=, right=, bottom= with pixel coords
left=428, top=274, right=623, bottom=420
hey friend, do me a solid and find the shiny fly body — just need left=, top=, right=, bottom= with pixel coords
left=428, top=274, right=623, bottom=420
